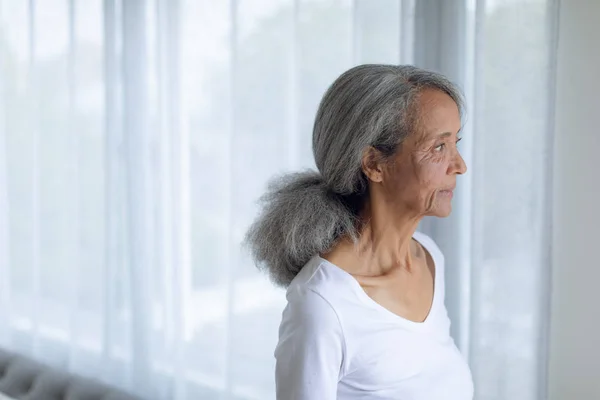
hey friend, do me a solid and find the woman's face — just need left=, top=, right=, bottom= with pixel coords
left=373, top=89, right=467, bottom=218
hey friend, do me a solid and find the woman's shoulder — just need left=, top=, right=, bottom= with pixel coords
left=280, top=283, right=345, bottom=348
left=288, top=254, right=354, bottom=295
left=284, top=256, right=358, bottom=322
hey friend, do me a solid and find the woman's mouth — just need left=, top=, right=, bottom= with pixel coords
left=439, top=189, right=454, bottom=198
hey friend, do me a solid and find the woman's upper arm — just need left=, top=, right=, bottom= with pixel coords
left=275, top=288, right=345, bottom=400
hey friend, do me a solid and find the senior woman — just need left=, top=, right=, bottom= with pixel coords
left=245, top=65, right=473, bottom=399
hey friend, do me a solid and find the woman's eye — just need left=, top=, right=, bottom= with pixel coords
left=434, top=143, right=445, bottom=152
left=456, top=137, right=463, bottom=145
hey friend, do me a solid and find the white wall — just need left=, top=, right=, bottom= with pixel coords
left=549, top=1, right=600, bottom=399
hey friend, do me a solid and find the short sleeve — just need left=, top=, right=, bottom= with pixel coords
left=275, top=287, right=345, bottom=400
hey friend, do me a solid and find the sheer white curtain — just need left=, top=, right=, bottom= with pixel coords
left=0, top=0, right=557, bottom=399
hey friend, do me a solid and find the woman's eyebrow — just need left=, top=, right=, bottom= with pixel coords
left=433, top=127, right=462, bottom=139
left=433, top=132, right=453, bottom=139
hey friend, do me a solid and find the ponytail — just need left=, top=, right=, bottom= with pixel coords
left=244, top=170, right=360, bottom=287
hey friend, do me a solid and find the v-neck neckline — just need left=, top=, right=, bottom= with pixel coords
left=317, top=231, right=440, bottom=330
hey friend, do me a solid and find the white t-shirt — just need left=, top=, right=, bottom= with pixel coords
left=275, top=231, right=474, bottom=400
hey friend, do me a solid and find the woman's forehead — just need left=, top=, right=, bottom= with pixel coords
left=413, top=90, right=462, bottom=138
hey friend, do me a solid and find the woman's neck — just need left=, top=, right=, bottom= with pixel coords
left=323, top=199, right=423, bottom=277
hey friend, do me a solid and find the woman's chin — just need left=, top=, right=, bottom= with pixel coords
left=428, top=203, right=452, bottom=218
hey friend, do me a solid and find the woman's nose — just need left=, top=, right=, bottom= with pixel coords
left=452, top=150, right=467, bottom=175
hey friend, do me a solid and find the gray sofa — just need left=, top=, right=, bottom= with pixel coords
left=0, top=348, right=140, bottom=400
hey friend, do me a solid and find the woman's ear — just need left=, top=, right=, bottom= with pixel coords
left=361, top=146, right=385, bottom=184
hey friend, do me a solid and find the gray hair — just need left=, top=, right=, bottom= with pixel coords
left=245, top=64, right=463, bottom=287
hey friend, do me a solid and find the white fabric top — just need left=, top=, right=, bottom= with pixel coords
left=275, top=231, right=474, bottom=400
